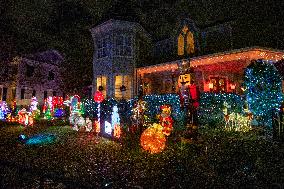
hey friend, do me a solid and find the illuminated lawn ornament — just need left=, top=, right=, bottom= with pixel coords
left=94, top=91, right=104, bottom=134
left=225, top=112, right=252, bottom=132
left=111, top=105, right=121, bottom=138
left=0, top=101, right=9, bottom=120
left=6, top=100, right=17, bottom=122
left=223, top=101, right=252, bottom=132
left=158, top=104, right=174, bottom=136
left=30, top=97, right=40, bottom=120
left=18, top=108, right=31, bottom=126
left=140, top=123, right=166, bottom=154
left=67, top=95, right=85, bottom=131
left=104, top=121, right=112, bottom=135
left=85, top=117, right=92, bottom=132
left=19, top=133, right=57, bottom=145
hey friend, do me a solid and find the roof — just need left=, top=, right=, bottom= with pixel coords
left=24, top=50, right=64, bottom=65
left=136, top=46, right=284, bottom=75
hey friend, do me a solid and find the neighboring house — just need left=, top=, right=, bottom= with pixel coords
left=91, top=18, right=284, bottom=99
left=0, top=50, right=64, bottom=106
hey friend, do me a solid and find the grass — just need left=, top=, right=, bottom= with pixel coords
left=0, top=122, right=283, bottom=188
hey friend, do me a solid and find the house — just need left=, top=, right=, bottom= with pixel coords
left=0, top=50, right=64, bottom=106
left=91, top=16, right=284, bottom=99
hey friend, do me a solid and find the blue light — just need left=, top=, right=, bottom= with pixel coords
left=25, top=134, right=57, bottom=145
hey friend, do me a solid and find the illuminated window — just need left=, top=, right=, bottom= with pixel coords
left=115, top=75, right=132, bottom=99
left=96, top=76, right=107, bottom=97
left=97, top=37, right=110, bottom=59
left=210, top=77, right=226, bottom=92
left=114, top=35, right=132, bottom=57
left=178, top=34, right=184, bottom=56
left=178, top=25, right=195, bottom=56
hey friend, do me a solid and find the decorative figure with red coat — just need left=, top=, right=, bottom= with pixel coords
left=188, top=80, right=200, bottom=125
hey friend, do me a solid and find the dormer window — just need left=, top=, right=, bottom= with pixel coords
left=26, top=64, right=34, bottom=77
left=178, top=25, right=195, bottom=56
left=114, top=35, right=132, bottom=57
left=48, top=71, right=55, bottom=81
left=97, top=37, right=110, bottom=59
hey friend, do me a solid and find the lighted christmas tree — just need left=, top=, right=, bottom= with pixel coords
left=243, top=59, right=283, bottom=126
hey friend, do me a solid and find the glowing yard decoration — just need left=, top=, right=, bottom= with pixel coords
left=18, top=108, right=31, bottom=126
left=225, top=112, right=252, bottom=132
left=140, top=123, right=166, bottom=154
left=111, top=105, right=121, bottom=138
left=19, top=134, right=57, bottom=145
left=94, top=91, right=104, bottom=134
left=85, top=117, right=92, bottom=132
left=30, top=97, right=40, bottom=120
left=223, top=101, right=252, bottom=132
left=104, top=121, right=112, bottom=135
left=244, top=59, right=282, bottom=126
left=0, top=101, right=9, bottom=120
left=66, top=95, right=85, bottom=131
left=113, top=124, right=121, bottom=138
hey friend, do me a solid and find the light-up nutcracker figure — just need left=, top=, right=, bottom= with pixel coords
left=177, top=59, right=192, bottom=123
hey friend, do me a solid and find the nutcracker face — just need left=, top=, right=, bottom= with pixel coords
left=178, top=74, right=191, bottom=87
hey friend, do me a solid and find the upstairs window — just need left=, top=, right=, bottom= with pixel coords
left=114, top=35, right=132, bottom=57
left=178, top=25, right=195, bottom=56
left=21, top=89, right=25, bottom=99
left=26, top=65, right=34, bottom=77
left=97, top=37, right=110, bottom=59
left=96, top=76, right=107, bottom=97
left=48, top=71, right=55, bottom=81
left=44, top=91, right=47, bottom=99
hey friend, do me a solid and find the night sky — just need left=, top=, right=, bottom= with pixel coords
left=0, top=0, right=283, bottom=92
left=0, top=0, right=283, bottom=58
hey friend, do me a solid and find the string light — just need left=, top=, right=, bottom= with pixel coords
left=137, top=48, right=284, bottom=75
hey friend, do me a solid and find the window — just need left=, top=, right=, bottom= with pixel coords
left=48, top=71, right=55, bottom=80
left=0, top=87, right=2, bottom=101
left=12, top=88, right=16, bottom=99
left=21, top=89, right=25, bottom=99
left=96, top=76, right=107, bottom=97
left=2, top=87, right=7, bottom=101
left=97, top=37, right=110, bottom=59
left=114, top=35, right=132, bottom=57
left=26, top=65, right=34, bottom=77
left=209, top=77, right=226, bottom=92
left=178, top=25, right=195, bottom=56
left=44, top=91, right=47, bottom=99
left=32, top=90, right=36, bottom=97
left=115, top=75, right=132, bottom=99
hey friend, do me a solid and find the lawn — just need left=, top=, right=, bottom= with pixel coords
left=0, top=121, right=283, bottom=188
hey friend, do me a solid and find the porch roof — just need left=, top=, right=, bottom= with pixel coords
left=137, top=47, right=284, bottom=75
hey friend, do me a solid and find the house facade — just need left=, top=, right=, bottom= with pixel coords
left=0, top=50, right=64, bottom=106
left=91, top=18, right=284, bottom=99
